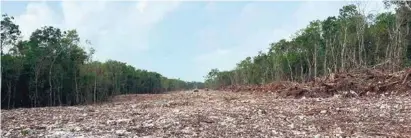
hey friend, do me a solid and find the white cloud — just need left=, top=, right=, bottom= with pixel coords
left=13, top=1, right=180, bottom=63
left=136, top=0, right=148, bottom=13
left=61, top=1, right=108, bottom=30
left=131, top=1, right=181, bottom=27
left=15, top=2, right=59, bottom=39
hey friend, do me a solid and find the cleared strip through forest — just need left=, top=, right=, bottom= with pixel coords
left=2, top=91, right=411, bottom=137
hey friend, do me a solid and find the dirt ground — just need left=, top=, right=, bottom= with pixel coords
left=2, top=90, right=411, bottom=138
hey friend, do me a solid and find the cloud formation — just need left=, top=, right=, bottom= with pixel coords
left=13, top=1, right=180, bottom=62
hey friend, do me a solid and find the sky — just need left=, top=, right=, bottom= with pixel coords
left=1, top=1, right=389, bottom=82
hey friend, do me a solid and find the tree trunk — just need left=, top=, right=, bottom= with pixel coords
left=324, top=39, right=328, bottom=76
left=305, top=53, right=312, bottom=80
left=285, top=55, right=293, bottom=82
left=357, top=28, right=361, bottom=66
left=300, top=57, right=304, bottom=82
left=361, top=28, right=366, bottom=66
left=375, top=40, right=380, bottom=64
left=34, top=74, right=38, bottom=107
left=12, top=83, right=16, bottom=108
left=332, top=35, right=338, bottom=73
left=314, top=43, right=318, bottom=78
left=94, top=73, right=97, bottom=103
left=49, top=63, right=54, bottom=106
left=341, top=26, right=348, bottom=72
left=7, top=81, right=12, bottom=109
left=356, top=20, right=365, bottom=67
left=1, top=43, right=3, bottom=56
left=58, top=74, right=63, bottom=105
left=75, top=71, right=79, bottom=104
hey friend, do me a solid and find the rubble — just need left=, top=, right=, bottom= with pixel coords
left=2, top=91, right=411, bottom=137
left=220, top=68, right=411, bottom=98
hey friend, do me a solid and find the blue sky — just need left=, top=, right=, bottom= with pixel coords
left=1, top=1, right=388, bottom=82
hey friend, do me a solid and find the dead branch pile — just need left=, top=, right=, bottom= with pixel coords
left=220, top=68, right=411, bottom=98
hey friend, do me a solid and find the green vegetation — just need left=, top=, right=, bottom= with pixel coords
left=1, top=14, right=204, bottom=109
left=205, top=2, right=411, bottom=89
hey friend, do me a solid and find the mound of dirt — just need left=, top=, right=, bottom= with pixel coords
left=220, top=68, right=411, bottom=98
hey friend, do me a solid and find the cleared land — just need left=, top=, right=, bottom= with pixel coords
left=2, top=91, right=411, bottom=138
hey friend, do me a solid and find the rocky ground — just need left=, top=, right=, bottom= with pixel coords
left=2, top=90, right=411, bottom=138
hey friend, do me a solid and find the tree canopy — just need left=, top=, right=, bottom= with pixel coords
left=205, top=2, right=411, bottom=89
left=1, top=14, right=204, bottom=109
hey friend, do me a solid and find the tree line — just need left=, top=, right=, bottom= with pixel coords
left=1, top=14, right=204, bottom=109
left=205, top=1, right=411, bottom=89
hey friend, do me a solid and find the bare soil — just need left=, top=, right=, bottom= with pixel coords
left=2, top=91, right=411, bottom=138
